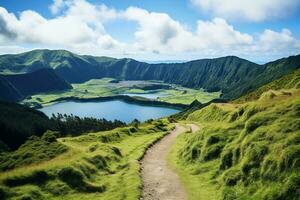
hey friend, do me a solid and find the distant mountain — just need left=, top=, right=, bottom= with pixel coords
left=0, top=49, right=299, bottom=100
left=0, top=68, right=72, bottom=102
left=0, top=76, right=23, bottom=102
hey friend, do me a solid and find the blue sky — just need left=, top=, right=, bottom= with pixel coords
left=0, top=0, right=300, bottom=62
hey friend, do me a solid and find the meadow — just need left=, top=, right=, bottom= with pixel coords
left=22, top=78, right=220, bottom=107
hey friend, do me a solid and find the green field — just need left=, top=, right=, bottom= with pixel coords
left=22, top=78, right=220, bottom=107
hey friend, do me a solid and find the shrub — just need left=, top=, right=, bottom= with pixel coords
left=245, top=115, right=272, bottom=134
left=278, top=145, right=300, bottom=172
left=220, top=150, right=233, bottom=170
left=41, top=131, right=59, bottom=143
left=222, top=168, right=242, bottom=186
left=263, top=173, right=300, bottom=200
left=86, top=155, right=107, bottom=170
left=57, top=166, right=105, bottom=193
left=0, top=132, right=68, bottom=171
left=202, top=143, right=224, bottom=161
left=241, top=143, right=268, bottom=175
left=206, top=135, right=220, bottom=145
left=4, top=170, right=51, bottom=187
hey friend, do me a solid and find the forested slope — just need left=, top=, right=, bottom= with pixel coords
left=1, top=50, right=299, bottom=100
left=0, top=68, right=72, bottom=101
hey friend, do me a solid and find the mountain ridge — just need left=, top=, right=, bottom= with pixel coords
left=0, top=49, right=299, bottom=100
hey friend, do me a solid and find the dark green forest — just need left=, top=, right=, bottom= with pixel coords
left=0, top=101, right=125, bottom=151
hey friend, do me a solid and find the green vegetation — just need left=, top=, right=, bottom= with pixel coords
left=169, top=89, right=300, bottom=200
left=1, top=49, right=299, bottom=100
left=23, top=78, right=219, bottom=106
left=158, top=87, right=220, bottom=105
left=0, top=101, right=52, bottom=150
left=235, top=68, right=300, bottom=103
left=0, top=68, right=72, bottom=102
left=0, top=101, right=126, bottom=151
left=1, top=49, right=300, bottom=199
left=50, top=113, right=126, bottom=137
left=0, top=119, right=172, bottom=199
left=0, top=131, right=68, bottom=171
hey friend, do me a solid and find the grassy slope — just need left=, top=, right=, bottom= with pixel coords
left=0, top=120, right=173, bottom=200
left=235, top=68, right=300, bottom=103
left=169, top=89, right=300, bottom=200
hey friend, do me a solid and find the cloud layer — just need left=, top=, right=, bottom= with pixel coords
left=191, top=0, right=300, bottom=22
left=0, top=0, right=299, bottom=61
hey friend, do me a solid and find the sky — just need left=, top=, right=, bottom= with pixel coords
left=0, top=0, right=300, bottom=63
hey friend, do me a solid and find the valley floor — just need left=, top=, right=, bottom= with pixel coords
left=22, top=78, right=220, bottom=107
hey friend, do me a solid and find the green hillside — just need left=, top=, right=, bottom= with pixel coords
left=0, top=68, right=72, bottom=102
left=169, top=89, right=300, bottom=200
left=0, top=120, right=172, bottom=200
left=0, top=77, right=22, bottom=102
left=235, top=68, right=300, bottom=103
left=1, top=50, right=299, bottom=100
left=0, top=101, right=52, bottom=150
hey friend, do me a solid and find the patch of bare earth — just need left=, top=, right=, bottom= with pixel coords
left=141, top=124, right=188, bottom=200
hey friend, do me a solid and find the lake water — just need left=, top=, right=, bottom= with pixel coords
left=39, top=100, right=180, bottom=123
left=121, top=93, right=169, bottom=99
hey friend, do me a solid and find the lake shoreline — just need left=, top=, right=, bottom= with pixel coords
left=47, top=95, right=188, bottom=110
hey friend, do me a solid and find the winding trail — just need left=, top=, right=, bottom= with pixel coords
left=187, top=123, right=200, bottom=133
left=141, top=124, right=197, bottom=200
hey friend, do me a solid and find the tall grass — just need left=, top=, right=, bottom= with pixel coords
left=0, top=119, right=172, bottom=199
left=170, top=89, right=300, bottom=200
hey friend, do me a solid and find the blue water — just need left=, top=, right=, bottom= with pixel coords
left=121, top=93, right=169, bottom=99
left=39, top=100, right=180, bottom=123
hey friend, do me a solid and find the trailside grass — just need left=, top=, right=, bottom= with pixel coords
left=168, top=130, right=222, bottom=200
left=168, top=89, right=300, bottom=200
left=0, top=119, right=173, bottom=200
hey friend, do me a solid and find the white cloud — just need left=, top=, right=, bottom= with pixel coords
left=196, top=18, right=253, bottom=48
left=191, top=0, right=300, bottom=22
left=123, top=8, right=253, bottom=53
left=259, top=29, right=297, bottom=50
left=49, top=0, right=65, bottom=15
left=0, top=0, right=125, bottom=55
left=0, top=45, right=29, bottom=55
left=0, top=0, right=299, bottom=61
left=124, top=7, right=195, bottom=52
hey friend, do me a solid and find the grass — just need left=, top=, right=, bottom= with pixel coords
left=0, top=119, right=173, bottom=200
left=22, top=78, right=220, bottom=107
left=0, top=131, right=68, bottom=171
left=168, top=130, right=222, bottom=200
left=168, top=89, right=300, bottom=200
left=235, top=68, right=300, bottom=103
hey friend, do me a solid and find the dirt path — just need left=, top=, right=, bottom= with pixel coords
left=187, top=123, right=200, bottom=133
left=141, top=124, right=187, bottom=200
